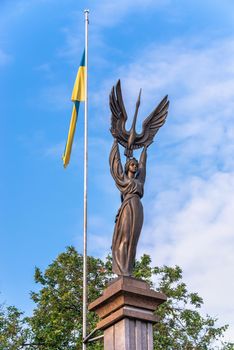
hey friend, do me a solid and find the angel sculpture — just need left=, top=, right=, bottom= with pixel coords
left=109, top=80, right=169, bottom=276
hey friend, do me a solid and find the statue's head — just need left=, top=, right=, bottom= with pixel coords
left=125, top=158, right=138, bottom=175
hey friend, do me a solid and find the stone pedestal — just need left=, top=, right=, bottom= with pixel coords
left=88, top=276, right=166, bottom=350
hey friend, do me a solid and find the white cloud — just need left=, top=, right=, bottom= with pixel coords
left=138, top=172, right=234, bottom=342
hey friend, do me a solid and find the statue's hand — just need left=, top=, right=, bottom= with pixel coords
left=145, top=140, right=153, bottom=148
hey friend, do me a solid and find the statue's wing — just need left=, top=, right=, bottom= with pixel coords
left=135, top=95, right=169, bottom=148
left=110, top=80, right=129, bottom=148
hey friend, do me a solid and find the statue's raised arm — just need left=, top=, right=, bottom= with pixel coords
left=109, top=139, right=124, bottom=189
left=136, top=146, right=148, bottom=184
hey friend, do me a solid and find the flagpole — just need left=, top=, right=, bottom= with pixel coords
left=83, top=9, right=89, bottom=350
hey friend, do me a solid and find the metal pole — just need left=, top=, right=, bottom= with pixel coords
left=83, top=9, right=89, bottom=350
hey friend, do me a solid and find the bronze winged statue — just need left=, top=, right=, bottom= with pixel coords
left=110, top=79, right=169, bottom=158
left=109, top=80, right=169, bottom=277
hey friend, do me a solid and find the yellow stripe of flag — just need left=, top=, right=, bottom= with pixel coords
left=71, top=66, right=86, bottom=102
left=62, top=51, right=86, bottom=168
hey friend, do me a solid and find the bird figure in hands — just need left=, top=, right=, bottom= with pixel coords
left=110, top=79, right=169, bottom=158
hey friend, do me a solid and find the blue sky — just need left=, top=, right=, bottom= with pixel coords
left=1, top=0, right=234, bottom=344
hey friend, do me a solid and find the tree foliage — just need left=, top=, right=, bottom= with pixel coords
left=0, top=247, right=233, bottom=349
left=0, top=305, right=32, bottom=349
left=29, top=247, right=109, bottom=350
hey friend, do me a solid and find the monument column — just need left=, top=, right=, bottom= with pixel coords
left=88, top=276, right=166, bottom=349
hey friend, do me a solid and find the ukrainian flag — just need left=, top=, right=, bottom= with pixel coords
left=62, top=51, right=86, bottom=167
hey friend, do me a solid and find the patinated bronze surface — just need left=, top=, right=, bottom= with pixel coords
left=109, top=80, right=169, bottom=276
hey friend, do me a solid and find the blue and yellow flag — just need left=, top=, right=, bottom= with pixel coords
left=62, top=51, right=86, bottom=167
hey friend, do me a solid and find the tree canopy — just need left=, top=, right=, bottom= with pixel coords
left=0, top=246, right=233, bottom=349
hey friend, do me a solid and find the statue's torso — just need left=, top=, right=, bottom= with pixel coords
left=121, top=177, right=144, bottom=199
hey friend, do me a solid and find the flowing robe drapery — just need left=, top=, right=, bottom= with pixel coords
left=109, top=140, right=147, bottom=276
